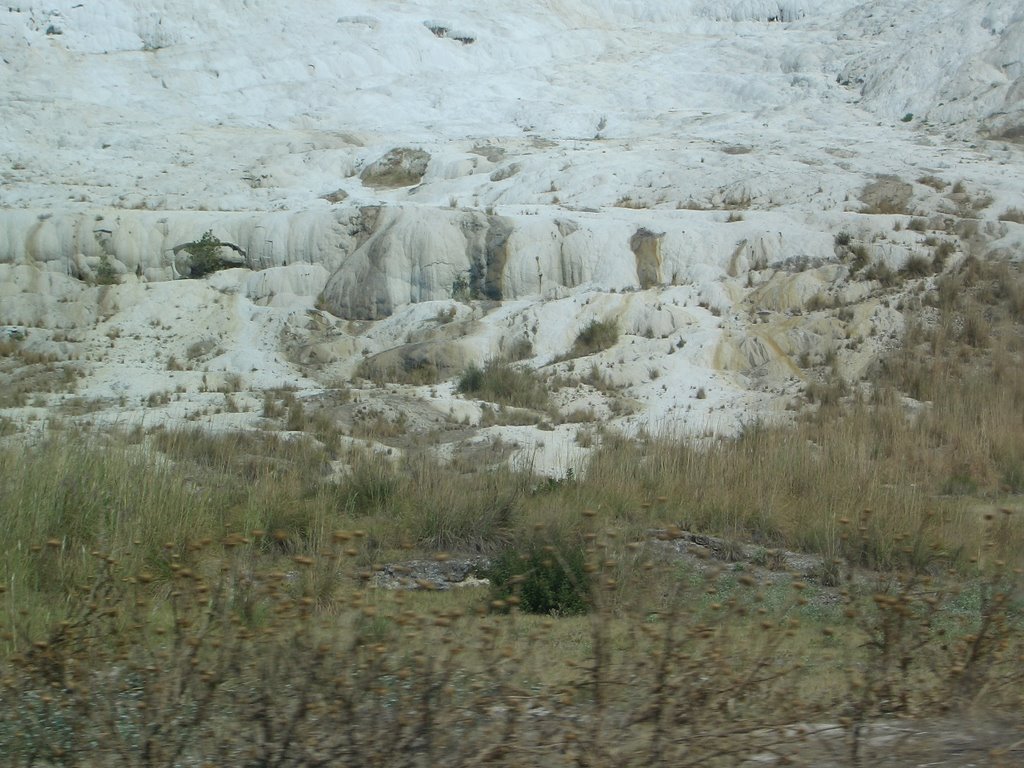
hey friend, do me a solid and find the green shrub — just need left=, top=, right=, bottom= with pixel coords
left=456, top=360, right=549, bottom=410
left=486, top=537, right=591, bottom=615
left=186, top=231, right=228, bottom=278
left=572, top=318, right=619, bottom=356
left=457, top=363, right=484, bottom=393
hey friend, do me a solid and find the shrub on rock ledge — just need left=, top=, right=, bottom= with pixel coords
left=181, top=231, right=231, bottom=278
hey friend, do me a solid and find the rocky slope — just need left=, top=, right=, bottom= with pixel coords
left=2, top=0, right=1023, bottom=474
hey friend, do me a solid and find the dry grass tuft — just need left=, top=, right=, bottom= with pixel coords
left=998, top=207, right=1024, bottom=224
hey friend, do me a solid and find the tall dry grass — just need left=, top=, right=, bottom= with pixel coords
left=529, top=412, right=997, bottom=571
left=0, top=436, right=206, bottom=597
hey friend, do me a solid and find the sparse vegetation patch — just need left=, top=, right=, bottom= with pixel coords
left=570, top=318, right=619, bottom=357
left=457, top=360, right=549, bottom=411
left=998, top=207, right=1024, bottom=224
left=860, top=176, right=913, bottom=215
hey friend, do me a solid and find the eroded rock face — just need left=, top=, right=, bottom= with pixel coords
left=318, top=208, right=630, bottom=319
left=244, top=264, right=330, bottom=307
left=837, top=0, right=1024, bottom=130
left=314, top=206, right=839, bottom=319
left=0, top=208, right=372, bottom=279
left=3, top=200, right=847, bottom=325
left=320, top=207, right=478, bottom=320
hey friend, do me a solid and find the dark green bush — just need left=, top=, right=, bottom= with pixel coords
left=486, top=537, right=591, bottom=616
left=186, top=230, right=228, bottom=278
left=457, top=362, right=485, bottom=393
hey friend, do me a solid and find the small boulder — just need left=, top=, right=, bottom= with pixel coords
left=360, top=148, right=431, bottom=189
left=321, top=189, right=349, bottom=204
